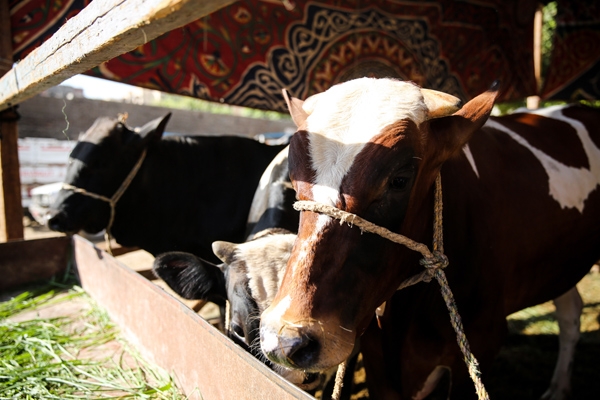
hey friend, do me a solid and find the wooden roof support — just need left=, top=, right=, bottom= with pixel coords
left=0, top=0, right=235, bottom=111
left=0, top=0, right=24, bottom=241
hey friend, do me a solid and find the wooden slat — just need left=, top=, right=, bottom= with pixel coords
left=0, top=236, right=71, bottom=291
left=0, top=0, right=235, bottom=111
left=0, top=0, right=24, bottom=241
left=73, top=235, right=314, bottom=400
left=0, top=114, right=24, bottom=241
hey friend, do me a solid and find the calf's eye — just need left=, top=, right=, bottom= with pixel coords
left=231, top=322, right=245, bottom=340
left=390, top=177, right=408, bottom=190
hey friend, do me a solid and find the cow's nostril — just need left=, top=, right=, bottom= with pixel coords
left=47, top=215, right=62, bottom=231
left=287, top=334, right=320, bottom=368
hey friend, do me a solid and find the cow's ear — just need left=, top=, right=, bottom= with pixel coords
left=137, top=113, right=171, bottom=143
left=212, top=241, right=238, bottom=266
left=424, top=81, right=499, bottom=164
left=152, top=251, right=226, bottom=305
left=421, top=89, right=462, bottom=119
left=282, top=89, right=308, bottom=129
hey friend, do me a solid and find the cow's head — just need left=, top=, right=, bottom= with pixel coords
left=153, top=231, right=321, bottom=390
left=47, top=114, right=170, bottom=235
left=260, top=78, right=498, bottom=372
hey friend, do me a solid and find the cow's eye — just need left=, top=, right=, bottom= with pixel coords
left=390, top=177, right=408, bottom=190
left=230, top=322, right=245, bottom=340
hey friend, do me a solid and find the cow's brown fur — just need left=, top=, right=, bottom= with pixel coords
left=260, top=78, right=600, bottom=399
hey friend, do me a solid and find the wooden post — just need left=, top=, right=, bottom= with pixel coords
left=0, top=0, right=24, bottom=241
left=527, top=5, right=543, bottom=110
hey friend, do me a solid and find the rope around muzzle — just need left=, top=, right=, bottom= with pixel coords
left=61, top=149, right=148, bottom=255
left=293, top=174, right=490, bottom=400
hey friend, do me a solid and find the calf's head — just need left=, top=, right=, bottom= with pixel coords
left=260, top=77, right=498, bottom=371
left=48, top=114, right=170, bottom=235
left=153, top=231, right=320, bottom=389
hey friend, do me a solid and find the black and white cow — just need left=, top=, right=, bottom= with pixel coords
left=245, top=146, right=299, bottom=238
left=47, top=113, right=286, bottom=268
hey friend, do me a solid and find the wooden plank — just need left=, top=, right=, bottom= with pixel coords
left=73, top=235, right=314, bottom=400
left=0, top=0, right=235, bottom=111
left=0, top=236, right=71, bottom=291
left=0, top=0, right=24, bottom=241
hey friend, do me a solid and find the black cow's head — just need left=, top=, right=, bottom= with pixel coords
left=47, top=113, right=171, bottom=235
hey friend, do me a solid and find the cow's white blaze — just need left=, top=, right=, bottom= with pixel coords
left=291, top=214, right=331, bottom=276
left=486, top=107, right=600, bottom=212
left=261, top=294, right=293, bottom=352
left=303, top=78, right=428, bottom=207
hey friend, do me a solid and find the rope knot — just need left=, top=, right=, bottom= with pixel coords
left=419, top=250, right=448, bottom=279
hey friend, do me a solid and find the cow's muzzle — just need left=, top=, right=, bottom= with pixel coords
left=260, top=313, right=354, bottom=372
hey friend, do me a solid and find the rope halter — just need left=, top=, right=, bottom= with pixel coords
left=61, top=148, right=148, bottom=255
left=293, top=174, right=490, bottom=400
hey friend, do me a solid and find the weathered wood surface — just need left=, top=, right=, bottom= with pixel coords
left=73, top=235, right=314, bottom=400
left=18, top=95, right=294, bottom=140
left=0, top=0, right=235, bottom=111
left=0, top=236, right=71, bottom=291
left=1, top=0, right=24, bottom=241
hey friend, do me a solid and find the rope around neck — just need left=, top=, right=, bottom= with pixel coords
left=293, top=174, right=490, bottom=400
left=61, top=149, right=148, bottom=255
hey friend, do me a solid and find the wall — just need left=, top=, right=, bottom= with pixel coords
left=17, top=95, right=295, bottom=140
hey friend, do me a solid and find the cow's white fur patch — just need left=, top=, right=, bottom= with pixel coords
left=304, top=78, right=428, bottom=206
left=246, top=146, right=290, bottom=227
left=413, top=366, right=451, bottom=400
left=485, top=106, right=600, bottom=213
left=462, top=143, right=479, bottom=178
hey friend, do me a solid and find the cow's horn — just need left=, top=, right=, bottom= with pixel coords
left=421, top=88, right=462, bottom=119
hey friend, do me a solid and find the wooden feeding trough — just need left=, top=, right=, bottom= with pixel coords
left=1, top=235, right=315, bottom=399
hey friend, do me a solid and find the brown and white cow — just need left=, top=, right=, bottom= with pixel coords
left=259, top=77, right=600, bottom=399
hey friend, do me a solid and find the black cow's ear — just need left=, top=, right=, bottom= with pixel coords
left=138, top=113, right=171, bottom=143
left=153, top=251, right=227, bottom=306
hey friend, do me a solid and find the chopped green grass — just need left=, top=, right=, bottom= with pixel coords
left=0, top=284, right=186, bottom=399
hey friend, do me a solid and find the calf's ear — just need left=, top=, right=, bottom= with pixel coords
left=153, top=251, right=227, bottom=306
left=424, top=81, right=500, bottom=165
left=212, top=240, right=239, bottom=266
left=137, top=113, right=172, bottom=143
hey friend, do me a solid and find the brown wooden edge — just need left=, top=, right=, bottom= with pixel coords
left=72, top=234, right=314, bottom=400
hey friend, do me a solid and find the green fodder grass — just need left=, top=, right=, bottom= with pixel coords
left=0, top=285, right=186, bottom=399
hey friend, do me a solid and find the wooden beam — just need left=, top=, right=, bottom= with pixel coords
left=0, top=0, right=235, bottom=111
left=0, top=0, right=24, bottom=241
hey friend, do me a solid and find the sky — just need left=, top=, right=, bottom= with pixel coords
left=60, top=74, right=138, bottom=100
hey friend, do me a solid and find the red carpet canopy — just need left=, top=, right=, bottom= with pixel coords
left=9, top=0, right=597, bottom=111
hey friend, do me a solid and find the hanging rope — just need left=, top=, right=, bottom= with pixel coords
left=293, top=174, right=490, bottom=400
left=331, top=360, right=347, bottom=400
left=62, top=149, right=148, bottom=255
